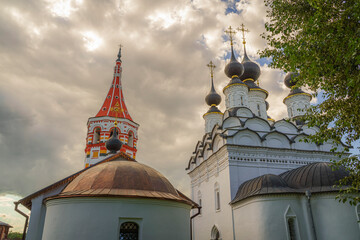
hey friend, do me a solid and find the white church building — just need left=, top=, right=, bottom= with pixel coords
left=186, top=27, right=360, bottom=240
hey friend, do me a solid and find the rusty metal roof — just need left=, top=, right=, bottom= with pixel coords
left=46, top=157, right=196, bottom=207
left=19, top=152, right=198, bottom=209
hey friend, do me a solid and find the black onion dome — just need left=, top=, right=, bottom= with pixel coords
left=284, top=72, right=299, bottom=88
left=205, top=78, right=221, bottom=106
left=105, top=127, right=123, bottom=153
left=231, top=174, right=298, bottom=203
left=240, top=48, right=261, bottom=81
left=280, top=162, right=349, bottom=192
left=224, top=45, right=244, bottom=78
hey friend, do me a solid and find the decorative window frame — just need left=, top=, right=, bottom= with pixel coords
left=119, top=218, right=142, bottom=240
left=284, top=205, right=301, bottom=240
left=210, top=225, right=222, bottom=240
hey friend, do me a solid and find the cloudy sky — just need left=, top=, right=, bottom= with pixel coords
left=0, top=0, right=295, bottom=231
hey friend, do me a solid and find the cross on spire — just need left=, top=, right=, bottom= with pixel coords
left=110, top=102, right=123, bottom=126
left=237, top=23, right=249, bottom=46
left=225, top=26, right=236, bottom=46
left=207, top=61, right=216, bottom=79
left=117, top=44, right=123, bottom=62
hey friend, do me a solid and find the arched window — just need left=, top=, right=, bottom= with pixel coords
left=214, top=182, right=220, bottom=211
left=93, top=127, right=101, bottom=144
left=211, top=225, right=221, bottom=240
left=119, top=222, right=139, bottom=240
left=257, top=104, right=261, bottom=116
left=128, top=131, right=134, bottom=147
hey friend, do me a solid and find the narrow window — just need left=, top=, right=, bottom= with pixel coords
left=119, top=222, right=139, bottom=240
left=285, top=206, right=299, bottom=240
left=216, top=191, right=220, bottom=210
left=287, top=218, right=297, bottom=240
left=214, top=183, right=220, bottom=211
left=241, top=96, right=243, bottom=106
left=257, top=104, right=261, bottom=116
left=128, top=131, right=134, bottom=147
left=198, top=190, right=202, bottom=212
left=93, top=128, right=101, bottom=144
left=289, top=108, right=293, bottom=118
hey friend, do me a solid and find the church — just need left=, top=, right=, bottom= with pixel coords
left=186, top=26, right=360, bottom=240
left=14, top=26, right=360, bottom=240
left=16, top=48, right=197, bottom=240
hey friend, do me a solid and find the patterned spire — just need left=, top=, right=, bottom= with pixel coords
left=95, top=49, right=133, bottom=121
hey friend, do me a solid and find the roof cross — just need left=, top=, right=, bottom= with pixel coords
left=117, top=44, right=123, bottom=62
left=225, top=26, right=236, bottom=46
left=111, top=102, right=123, bottom=126
left=237, top=24, right=249, bottom=46
left=207, top=61, right=216, bottom=79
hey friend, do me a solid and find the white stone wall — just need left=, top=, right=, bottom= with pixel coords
left=224, top=84, right=249, bottom=109
left=284, top=94, right=311, bottom=118
left=190, top=148, right=234, bottom=240
left=232, top=194, right=360, bottom=240
left=247, top=90, right=267, bottom=120
left=26, top=185, right=66, bottom=240
left=42, top=198, right=191, bottom=240
left=204, top=113, right=223, bottom=133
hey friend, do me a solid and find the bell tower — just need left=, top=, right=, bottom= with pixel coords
left=84, top=47, right=139, bottom=168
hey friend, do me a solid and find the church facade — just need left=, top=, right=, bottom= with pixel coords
left=186, top=26, right=360, bottom=240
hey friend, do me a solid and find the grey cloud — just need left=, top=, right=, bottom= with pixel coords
left=0, top=0, right=290, bottom=199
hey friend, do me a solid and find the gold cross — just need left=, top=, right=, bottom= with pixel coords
left=111, top=102, right=121, bottom=126
left=207, top=61, right=216, bottom=79
left=237, top=24, right=249, bottom=45
left=225, top=26, right=236, bottom=46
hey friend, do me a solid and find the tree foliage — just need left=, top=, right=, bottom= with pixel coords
left=261, top=0, right=360, bottom=204
left=7, top=232, right=23, bottom=240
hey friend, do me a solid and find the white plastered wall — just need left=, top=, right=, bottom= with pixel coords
left=42, top=198, right=191, bottom=240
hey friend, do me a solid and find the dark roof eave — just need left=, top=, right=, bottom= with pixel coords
left=230, top=188, right=345, bottom=205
